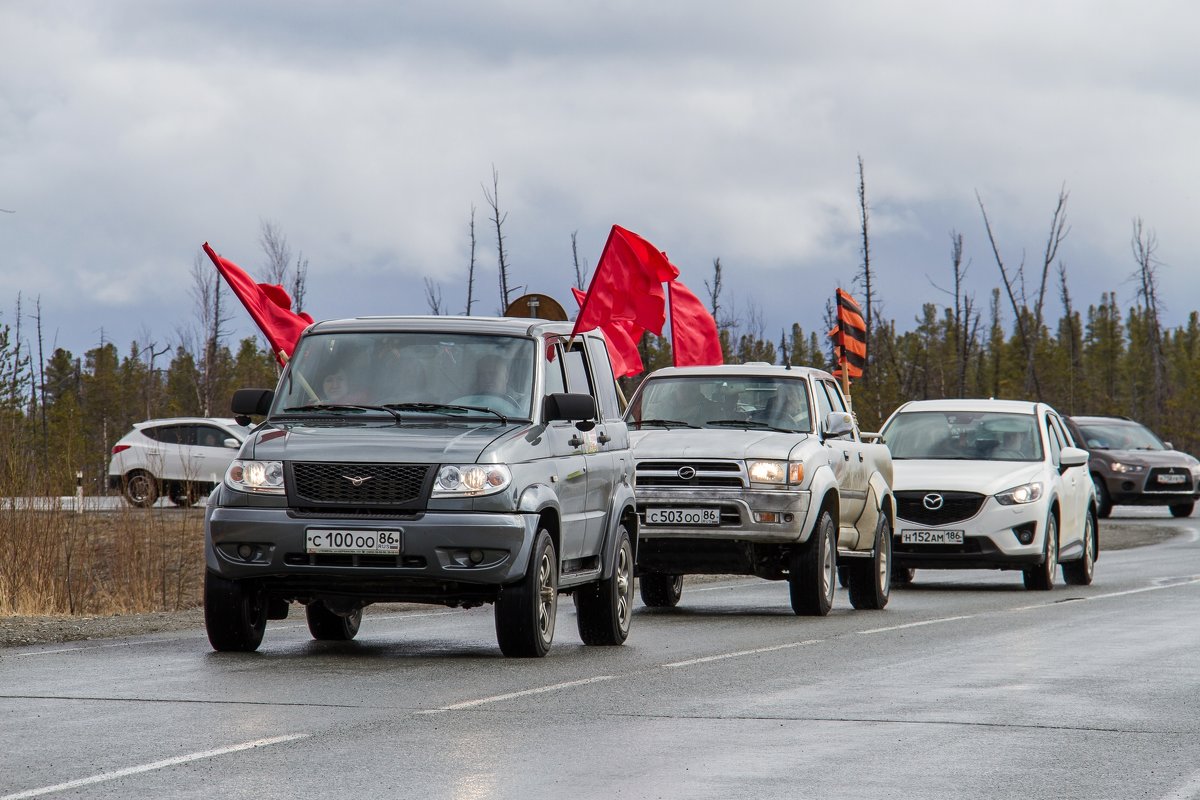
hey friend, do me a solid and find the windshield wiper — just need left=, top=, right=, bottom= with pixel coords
left=281, top=404, right=404, bottom=421
left=385, top=402, right=511, bottom=423
left=705, top=419, right=797, bottom=433
left=632, top=418, right=699, bottom=429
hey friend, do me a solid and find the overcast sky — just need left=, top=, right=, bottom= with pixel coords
left=2, top=1, right=1198, bottom=361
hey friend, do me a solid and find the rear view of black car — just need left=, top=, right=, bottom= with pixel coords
left=1065, top=415, right=1200, bottom=518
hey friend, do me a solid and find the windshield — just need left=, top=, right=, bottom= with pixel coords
left=625, top=375, right=812, bottom=432
left=1074, top=420, right=1165, bottom=450
left=274, top=331, right=535, bottom=419
left=882, top=410, right=1043, bottom=462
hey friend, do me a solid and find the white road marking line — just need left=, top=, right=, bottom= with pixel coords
left=858, top=615, right=976, bottom=635
left=662, top=639, right=821, bottom=668
left=419, top=675, right=618, bottom=713
left=0, top=734, right=308, bottom=800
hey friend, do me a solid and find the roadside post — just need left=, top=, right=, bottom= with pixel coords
left=75, top=470, right=83, bottom=513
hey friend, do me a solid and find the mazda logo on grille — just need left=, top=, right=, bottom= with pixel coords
left=343, top=475, right=374, bottom=487
left=922, top=493, right=944, bottom=510
left=677, top=466, right=697, bottom=480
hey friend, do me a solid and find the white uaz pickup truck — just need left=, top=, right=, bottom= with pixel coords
left=623, top=363, right=894, bottom=615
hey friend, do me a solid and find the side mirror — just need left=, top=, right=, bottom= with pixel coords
left=543, top=392, right=596, bottom=423
left=1059, top=446, right=1089, bottom=470
left=861, top=431, right=883, bottom=444
left=223, top=437, right=241, bottom=449
left=231, top=389, right=274, bottom=427
left=823, top=411, right=855, bottom=439
left=1164, top=441, right=1174, bottom=451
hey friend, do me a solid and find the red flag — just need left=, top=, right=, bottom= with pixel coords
left=828, top=288, right=866, bottom=379
left=202, top=242, right=313, bottom=364
left=668, top=281, right=723, bottom=367
left=572, top=288, right=644, bottom=377
left=571, top=225, right=680, bottom=342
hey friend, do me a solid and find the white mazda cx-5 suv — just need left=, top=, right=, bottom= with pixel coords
left=879, top=399, right=1097, bottom=590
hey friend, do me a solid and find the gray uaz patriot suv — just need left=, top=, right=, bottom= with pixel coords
left=204, top=316, right=638, bottom=657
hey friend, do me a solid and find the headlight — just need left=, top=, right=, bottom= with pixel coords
left=432, top=464, right=512, bottom=497
left=225, top=460, right=285, bottom=495
left=747, top=460, right=804, bottom=485
left=1110, top=461, right=1146, bottom=474
left=995, top=481, right=1044, bottom=505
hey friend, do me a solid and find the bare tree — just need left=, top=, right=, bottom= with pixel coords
left=853, top=155, right=877, bottom=361
left=571, top=230, right=589, bottom=291
left=482, top=166, right=513, bottom=309
left=928, top=231, right=979, bottom=397
left=465, top=205, right=478, bottom=315
left=291, top=252, right=309, bottom=314
left=188, top=253, right=232, bottom=416
left=259, top=219, right=291, bottom=285
left=705, top=258, right=723, bottom=323
left=424, top=278, right=444, bottom=315
left=1131, top=217, right=1167, bottom=417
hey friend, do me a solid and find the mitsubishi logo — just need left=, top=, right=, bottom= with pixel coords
left=343, top=475, right=374, bottom=487
left=922, top=493, right=944, bottom=510
left=677, top=466, right=697, bottom=480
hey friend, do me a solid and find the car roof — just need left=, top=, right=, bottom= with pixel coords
left=891, top=398, right=1043, bottom=415
left=303, top=315, right=579, bottom=338
left=132, top=417, right=246, bottom=429
left=643, top=363, right=835, bottom=381
left=1068, top=415, right=1139, bottom=425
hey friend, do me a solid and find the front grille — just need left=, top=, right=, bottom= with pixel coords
left=896, top=490, right=986, bottom=526
left=289, top=462, right=433, bottom=509
left=635, top=460, right=745, bottom=489
left=1144, top=467, right=1194, bottom=493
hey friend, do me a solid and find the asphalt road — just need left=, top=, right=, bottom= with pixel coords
left=2, top=511, right=1199, bottom=800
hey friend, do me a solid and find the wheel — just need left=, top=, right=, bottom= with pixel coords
left=1023, top=513, right=1058, bottom=590
left=847, top=513, right=892, bottom=610
left=1093, top=475, right=1112, bottom=518
left=789, top=509, right=836, bottom=616
left=891, top=564, right=915, bottom=587
left=305, top=602, right=362, bottom=641
left=203, top=571, right=267, bottom=652
left=1169, top=502, right=1194, bottom=518
left=168, top=483, right=199, bottom=507
left=123, top=470, right=159, bottom=508
left=639, top=572, right=683, bottom=608
left=1062, top=508, right=1097, bottom=586
left=495, top=529, right=558, bottom=657
left=576, top=525, right=634, bottom=646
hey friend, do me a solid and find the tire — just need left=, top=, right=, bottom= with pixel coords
left=1062, top=508, right=1097, bottom=586
left=847, top=513, right=892, bottom=610
left=123, top=470, right=159, bottom=508
left=203, top=571, right=267, bottom=652
left=168, top=483, right=198, bottom=508
left=305, top=602, right=362, bottom=641
left=1169, top=502, right=1194, bottom=518
left=1023, top=513, right=1058, bottom=591
left=639, top=572, right=683, bottom=608
left=891, top=564, right=916, bottom=587
left=1093, top=475, right=1113, bottom=519
left=836, top=566, right=849, bottom=589
left=576, top=525, right=634, bottom=646
left=495, top=529, right=558, bottom=657
left=789, top=509, right=836, bottom=616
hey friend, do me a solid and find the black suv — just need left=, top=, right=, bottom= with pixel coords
left=1065, top=415, right=1200, bottom=518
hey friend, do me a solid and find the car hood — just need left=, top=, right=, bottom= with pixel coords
left=629, top=428, right=812, bottom=460
left=892, top=458, right=1045, bottom=495
left=1093, top=449, right=1199, bottom=468
left=246, top=420, right=521, bottom=463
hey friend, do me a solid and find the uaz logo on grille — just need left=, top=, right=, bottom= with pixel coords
left=677, top=466, right=697, bottom=480
left=922, top=493, right=944, bottom=510
left=342, top=475, right=374, bottom=487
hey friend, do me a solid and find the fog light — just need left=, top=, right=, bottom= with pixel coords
left=1013, top=523, right=1036, bottom=545
left=784, top=513, right=794, bottom=523
left=469, top=549, right=485, bottom=565
left=237, top=544, right=255, bottom=560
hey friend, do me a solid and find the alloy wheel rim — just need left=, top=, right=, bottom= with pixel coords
left=537, top=553, right=556, bottom=638
left=615, top=545, right=632, bottom=629
left=822, top=526, right=835, bottom=603
left=878, top=525, right=890, bottom=593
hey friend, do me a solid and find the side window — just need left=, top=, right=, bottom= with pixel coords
left=543, top=343, right=567, bottom=397
left=195, top=426, right=225, bottom=448
left=585, top=335, right=622, bottom=420
left=1052, top=416, right=1076, bottom=448
left=822, top=381, right=848, bottom=413
left=813, top=380, right=833, bottom=429
left=149, top=425, right=186, bottom=445
left=563, top=345, right=594, bottom=397
left=1044, top=415, right=1063, bottom=462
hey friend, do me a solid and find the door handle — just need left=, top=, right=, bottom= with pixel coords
left=598, top=433, right=611, bottom=444
left=843, top=451, right=850, bottom=461
left=569, top=435, right=584, bottom=447
left=858, top=453, right=864, bottom=462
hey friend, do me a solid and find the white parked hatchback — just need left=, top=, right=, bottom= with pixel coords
left=108, top=417, right=250, bottom=507
left=879, top=399, right=1097, bottom=589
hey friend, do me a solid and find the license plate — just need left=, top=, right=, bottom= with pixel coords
left=901, top=529, right=964, bottom=545
left=306, top=529, right=401, bottom=555
left=646, top=507, right=720, bottom=526
left=1158, top=474, right=1186, bottom=484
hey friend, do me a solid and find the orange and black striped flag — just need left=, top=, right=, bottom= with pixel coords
left=828, top=288, right=867, bottom=379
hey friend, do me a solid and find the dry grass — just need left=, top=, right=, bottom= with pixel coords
left=0, top=503, right=203, bottom=616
